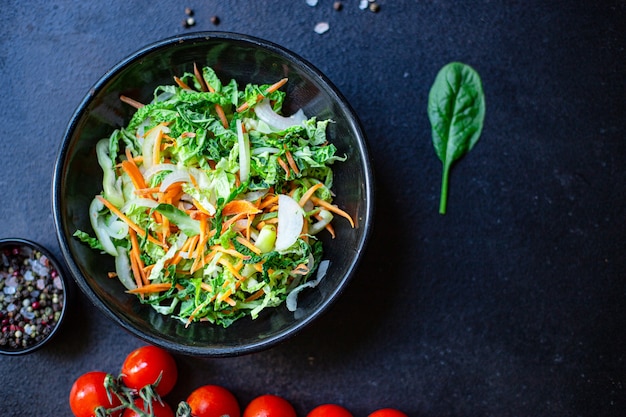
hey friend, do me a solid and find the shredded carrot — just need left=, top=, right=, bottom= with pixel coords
left=211, top=245, right=251, bottom=260
left=291, top=263, right=310, bottom=275
left=310, top=195, right=355, bottom=228
left=221, top=212, right=249, bottom=233
left=153, top=127, right=164, bottom=167
left=192, top=198, right=214, bottom=216
left=218, top=258, right=244, bottom=280
left=186, top=235, right=200, bottom=262
left=127, top=282, right=173, bottom=294
left=191, top=232, right=210, bottom=273
left=143, top=264, right=154, bottom=278
left=135, top=187, right=161, bottom=196
left=95, top=195, right=165, bottom=247
left=324, top=222, right=336, bottom=238
left=174, top=76, right=191, bottom=90
left=222, top=200, right=262, bottom=217
left=245, top=288, right=265, bottom=302
left=121, top=160, right=148, bottom=190
left=193, top=63, right=209, bottom=92
left=284, top=146, right=300, bottom=175
left=223, top=297, right=236, bottom=307
left=168, top=236, right=194, bottom=267
left=120, top=95, right=144, bottom=109
left=236, top=78, right=288, bottom=112
left=216, top=288, right=236, bottom=306
left=299, top=182, right=324, bottom=207
left=160, top=183, right=184, bottom=206
left=215, top=106, right=229, bottom=129
left=202, top=248, right=219, bottom=265
left=276, top=156, right=290, bottom=176
left=259, top=195, right=279, bottom=210
left=235, top=236, right=262, bottom=255
left=129, top=228, right=148, bottom=286
left=194, top=63, right=229, bottom=128
left=266, top=77, right=289, bottom=94
left=314, top=212, right=336, bottom=238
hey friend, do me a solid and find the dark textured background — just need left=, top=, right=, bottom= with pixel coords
left=1, top=1, right=625, bottom=416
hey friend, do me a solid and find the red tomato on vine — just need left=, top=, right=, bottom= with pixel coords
left=306, top=404, right=353, bottom=417
left=368, top=409, right=409, bottom=417
left=186, top=384, right=241, bottom=417
left=243, top=394, right=297, bottom=417
left=69, top=371, right=122, bottom=417
left=120, top=345, right=178, bottom=397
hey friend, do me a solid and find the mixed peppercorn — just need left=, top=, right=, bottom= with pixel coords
left=0, top=243, right=64, bottom=352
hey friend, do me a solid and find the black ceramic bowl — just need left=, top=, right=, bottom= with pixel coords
left=53, top=32, right=374, bottom=357
left=0, top=238, right=70, bottom=355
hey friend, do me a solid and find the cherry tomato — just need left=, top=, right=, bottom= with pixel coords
left=120, top=345, right=178, bottom=397
left=243, top=394, right=297, bottom=417
left=122, top=398, right=175, bottom=417
left=69, top=371, right=122, bottom=417
left=306, top=404, right=353, bottom=417
left=187, top=384, right=241, bottom=417
left=368, top=409, right=408, bottom=417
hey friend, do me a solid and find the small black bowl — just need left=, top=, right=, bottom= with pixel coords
left=0, top=238, right=70, bottom=355
left=53, top=32, right=374, bottom=357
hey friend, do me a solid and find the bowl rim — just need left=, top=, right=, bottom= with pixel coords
left=0, top=237, right=71, bottom=355
left=52, top=31, right=375, bottom=356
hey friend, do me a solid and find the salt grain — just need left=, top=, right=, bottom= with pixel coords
left=314, top=22, right=329, bottom=34
left=306, top=0, right=318, bottom=6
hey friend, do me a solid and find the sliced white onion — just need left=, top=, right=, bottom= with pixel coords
left=103, top=218, right=129, bottom=240
left=154, top=91, right=174, bottom=102
left=286, top=260, right=330, bottom=312
left=89, top=197, right=118, bottom=256
left=275, top=194, right=304, bottom=251
left=115, top=247, right=137, bottom=291
left=121, top=198, right=159, bottom=214
left=136, top=118, right=152, bottom=140
left=143, top=163, right=177, bottom=180
left=236, top=119, right=250, bottom=183
left=142, top=124, right=169, bottom=169
left=308, top=209, right=334, bottom=235
left=251, top=146, right=280, bottom=156
left=159, top=170, right=191, bottom=192
left=189, top=167, right=211, bottom=189
left=254, top=99, right=307, bottom=131
left=242, top=189, right=269, bottom=202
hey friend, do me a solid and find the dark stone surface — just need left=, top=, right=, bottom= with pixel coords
left=1, top=1, right=624, bottom=416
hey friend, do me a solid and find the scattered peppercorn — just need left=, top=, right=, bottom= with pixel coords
left=182, top=16, right=196, bottom=28
left=0, top=244, right=64, bottom=352
left=369, top=2, right=380, bottom=13
left=185, top=7, right=194, bottom=16
left=210, top=15, right=220, bottom=25
left=333, top=1, right=343, bottom=11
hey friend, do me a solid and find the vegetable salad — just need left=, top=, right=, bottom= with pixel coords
left=75, top=65, right=353, bottom=327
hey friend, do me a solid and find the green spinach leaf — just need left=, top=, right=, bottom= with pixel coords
left=428, top=62, right=485, bottom=214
